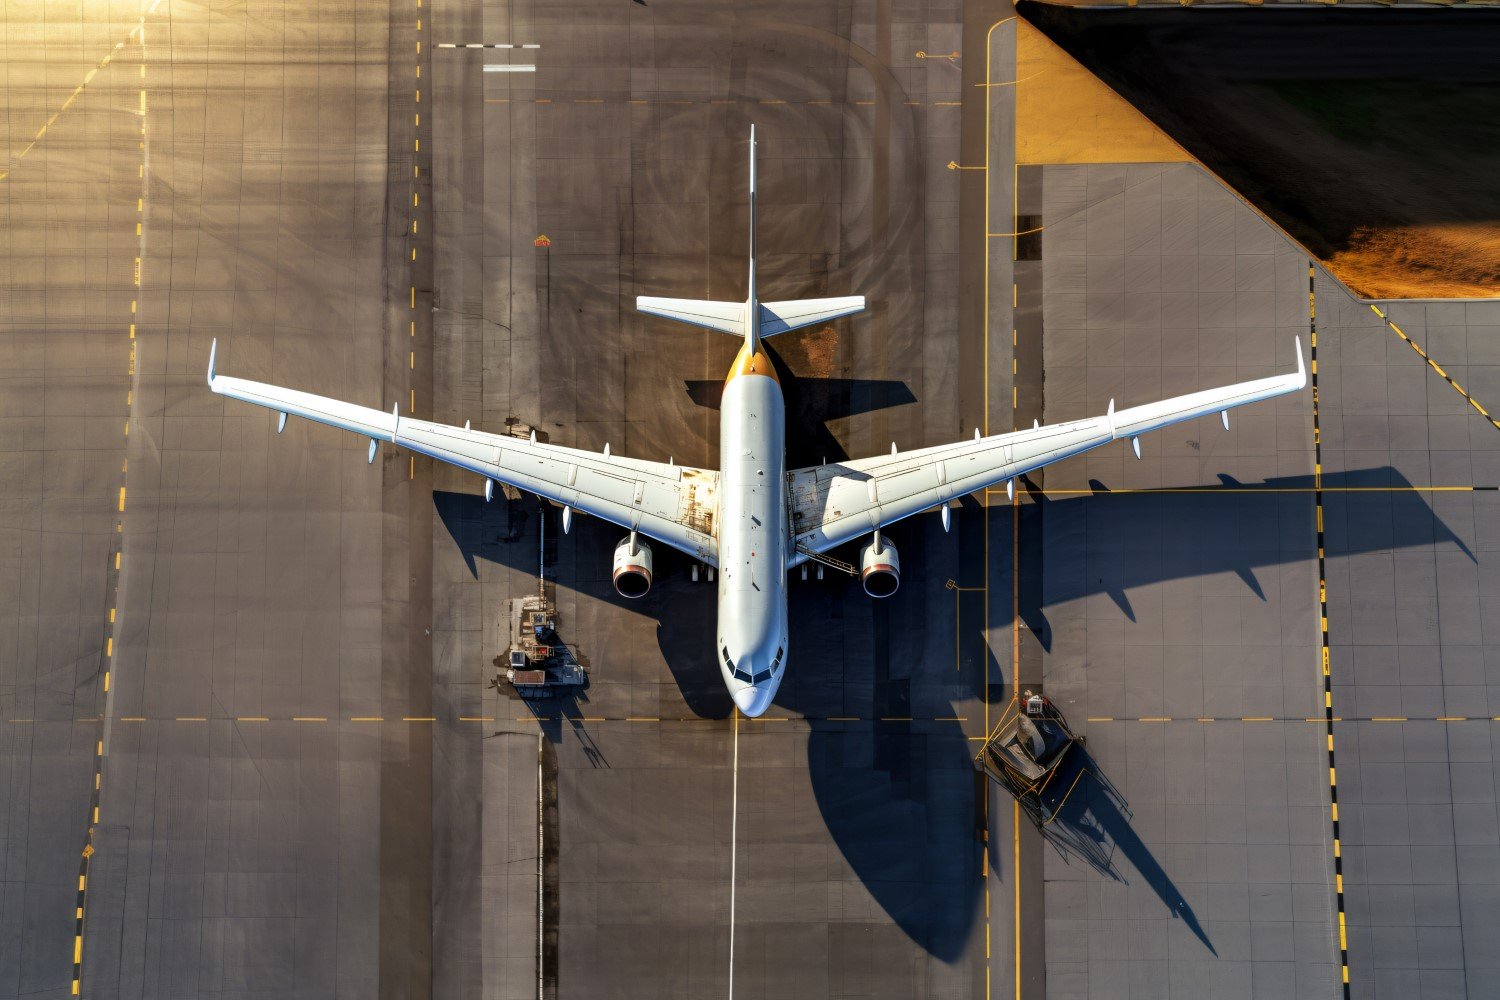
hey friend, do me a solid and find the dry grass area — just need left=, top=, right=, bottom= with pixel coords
left=1015, top=19, right=1190, bottom=166
left=776, top=325, right=839, bottom=378
left=1329, top=224, right=1500, bottom=301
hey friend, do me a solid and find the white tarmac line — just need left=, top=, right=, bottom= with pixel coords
left=728, top=710, right=739, bottom=1000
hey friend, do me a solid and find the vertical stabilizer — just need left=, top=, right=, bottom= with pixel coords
left=746, top=125, right=758, bottom=350
left=634, top=126, right=866, bottom=341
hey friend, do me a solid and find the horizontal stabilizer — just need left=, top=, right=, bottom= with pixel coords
left=758, top=296, right=866, bottom=337
left=636, top=296, right=746, bottom=336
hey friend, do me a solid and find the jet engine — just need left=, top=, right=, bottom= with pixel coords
left=612, top=534, right=654, bottom=599
left=859, top=533, right=900, bottom=598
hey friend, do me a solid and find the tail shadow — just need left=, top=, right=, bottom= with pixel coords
left=686, top=340, right=916, bottom=467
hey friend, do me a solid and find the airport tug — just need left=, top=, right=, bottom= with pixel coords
left=976, top=692, right=1085, bottom=824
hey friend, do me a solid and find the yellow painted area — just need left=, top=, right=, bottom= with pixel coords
left=724, top=341, right=779, bottom=386
left=1016, top=19, right=1190, bottom=166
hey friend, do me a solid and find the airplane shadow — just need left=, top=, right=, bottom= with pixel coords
left=433, top=463, right=1474, bottom=962
left=435, top=366, right=1471, bottom=966
left=434, top=461, right=1473, bottom=962
left=804, top=716, right=982, bottom=963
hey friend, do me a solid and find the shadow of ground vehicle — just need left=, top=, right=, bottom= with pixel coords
left=993, top=723, right=1218, bottom=956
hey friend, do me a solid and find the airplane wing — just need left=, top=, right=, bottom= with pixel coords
left=789, top=337, right=1306, bottom=564
left=206, top=342, right=720, bottom=565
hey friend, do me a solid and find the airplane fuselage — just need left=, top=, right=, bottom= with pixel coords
left=715, top=306, right=789, bottom=717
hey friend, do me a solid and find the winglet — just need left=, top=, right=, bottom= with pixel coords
left=1106, top=397, right=1116, bottom=437
left=1294, top=335, right=1306, bottom=389
left=207, top=338, right=218, bottom=387
left=391, top=402, right=399, bottom=442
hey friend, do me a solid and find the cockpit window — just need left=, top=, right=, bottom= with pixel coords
left=724, top=643, right=783, bottom=684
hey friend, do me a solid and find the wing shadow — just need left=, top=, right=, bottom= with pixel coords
left=1018, top=466, right=1474, bottom=652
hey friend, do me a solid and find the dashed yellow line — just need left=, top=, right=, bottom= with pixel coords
left=986, top=485, right=1482, bottom=497
left=1080, top=715, right=1487, bottom=725
left=1370, top=303, right=1500, bottom=431
left=1320, top=267, right=1352, bottom=998
left=407, top=0, right=424, bottom=475
left=92, top=709, right=1466, bottom=732
left=0, top=32, right=139, bottom=184
left=483, top=96, right=963, bottom=108
left=74, top=17, right=162, bottom=991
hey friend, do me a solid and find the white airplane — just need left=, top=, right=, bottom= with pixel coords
left=207, top=126, right=1306, bottom=718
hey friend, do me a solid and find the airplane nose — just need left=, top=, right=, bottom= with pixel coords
left=732, top=686, right=766, bottom=717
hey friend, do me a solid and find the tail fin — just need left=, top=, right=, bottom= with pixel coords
left=747, top=123, right=757, bottom=309
left=634, top=126, right=866, bottom=339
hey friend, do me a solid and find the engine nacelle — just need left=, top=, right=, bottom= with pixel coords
left=612, top=535, right=654, bottom=599
left=859, top=534, right=900, bottom=598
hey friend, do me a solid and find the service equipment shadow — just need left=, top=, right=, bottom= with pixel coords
left=1029, top=744, right=1216, bottom=955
